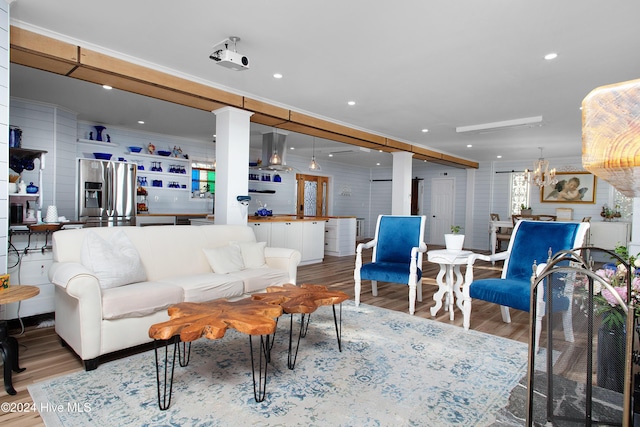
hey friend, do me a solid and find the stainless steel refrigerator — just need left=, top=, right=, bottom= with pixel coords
left=78, top=158, right=137, bottom=226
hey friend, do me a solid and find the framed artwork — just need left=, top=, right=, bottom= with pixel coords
left=540, top=171, right=597, bottom=204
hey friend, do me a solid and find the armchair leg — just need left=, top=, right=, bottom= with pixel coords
left=500, top=306, right=512, bottom=323
left=371, top=280, right=378, bottom=296
left=461, top=298, right=471, bottom=330
left=408, top=283, right=416, bottom=315
left=354, top=277, right=361, bottom=307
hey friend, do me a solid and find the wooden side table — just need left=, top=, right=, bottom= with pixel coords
left=0, top=285, right=40, bottom=395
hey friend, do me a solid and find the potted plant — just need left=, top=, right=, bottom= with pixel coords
left=520, top=204, right=532, bottom=216
left=445, top=225, right=465, bottom=251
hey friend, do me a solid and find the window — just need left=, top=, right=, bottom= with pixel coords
left=509, top=172, right=530, bottom=215
left=191, top=160, right=215, bottom=197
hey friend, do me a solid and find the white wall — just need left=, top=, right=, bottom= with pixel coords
left=0, top=2, right=8, bottom=273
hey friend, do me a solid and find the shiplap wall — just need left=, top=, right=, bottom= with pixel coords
left=0, top=2, right=8, bottom=273
left=8, top=97, right=620, bottom=251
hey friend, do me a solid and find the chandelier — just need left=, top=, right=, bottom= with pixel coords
left=525, top=147, right=557, bottom=188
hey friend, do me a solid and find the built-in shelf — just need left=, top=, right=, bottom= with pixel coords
left=249, top=179, right=282, bottom=184
left=138, top=170, right=189, bottom=179
left=78, top=138, right=120, bottom=147
left=128, top=152, right=190, bottom=163
left=141, top=186, right=189, bottom=192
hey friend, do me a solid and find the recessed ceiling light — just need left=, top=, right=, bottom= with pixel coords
left=544, top=52, right=558, bottom=60
left=102, top=85, right=113, bottom=90
left=273, top=73, right=283, bottom=79
left=421, top=129, right=429, bottom=133
left=378, top=149, right=383, bottom=153
left=347, top=101, right=356, bottom=106
left=328, top=154, right=333, bottom=157
left=376, top=162, right=381, bottom=166
left=137, top=120, right=145, bottom=124
left=289, top=146, right=294, bottom=150
left=497, top=155, right=502, bottom=159
left=467, top=144, right=472, bottom=148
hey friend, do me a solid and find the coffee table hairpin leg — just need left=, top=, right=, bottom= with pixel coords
left=249, top=334, right=271, bottom=402
left=153, top=337, right=178, bottom=411
left=286, top=303, right=344, bottom=370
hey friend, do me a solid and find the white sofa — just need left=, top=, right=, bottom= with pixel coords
left=48, top=225, right=301, bottom=370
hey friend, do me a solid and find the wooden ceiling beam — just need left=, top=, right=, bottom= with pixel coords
left=9, top=26, right=477, bottom=169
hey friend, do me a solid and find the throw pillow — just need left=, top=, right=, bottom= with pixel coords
left=230, top=241, right=267, bottom=269
left=80, top=230, right=147, bottom=289
left=202, top=245, right=245, bottom=274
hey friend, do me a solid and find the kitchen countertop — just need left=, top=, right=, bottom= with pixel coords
left=191, top=215, right=355, bottom=223
left=137, top=213, right=209, bottom=217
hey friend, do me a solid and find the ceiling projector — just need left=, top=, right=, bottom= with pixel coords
left=209, top=48, right=249, bottom=71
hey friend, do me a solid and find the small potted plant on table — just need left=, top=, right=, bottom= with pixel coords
left=445, top=225, right=465, bottom=251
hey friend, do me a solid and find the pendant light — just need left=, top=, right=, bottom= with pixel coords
left=269, top=128, right=282, bottom=166
left=308, top=137, right=321, bottom=171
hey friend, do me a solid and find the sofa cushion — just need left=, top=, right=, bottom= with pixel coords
left=159, top=273, right=244, bottom=303
left=230, top=267, right=290, bottom=293
left=231, top=241, right=267, bottom=269
left=102, top=281, right=183, bottom=320
left=81, top=230, right=147, bottom=289
left=203, top=245, right=245, bottom=274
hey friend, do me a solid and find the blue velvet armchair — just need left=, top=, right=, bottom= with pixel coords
left=354, top=215, right=427, bottom=315
left=462, top=220, right=589, bottom=349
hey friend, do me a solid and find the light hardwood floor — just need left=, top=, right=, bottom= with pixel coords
left=0, top=247, right=544, bottom=426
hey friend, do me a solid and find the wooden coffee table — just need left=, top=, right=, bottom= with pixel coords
left=251, top=283, right=349, bottom=369
left=148, top=298, right=283, bottom=409
left=0, top=285, right=40, bottom=395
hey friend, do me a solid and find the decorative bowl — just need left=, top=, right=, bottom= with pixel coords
left=93, top=152, right=112, bottom=160
left=157, top=150, right=171, bottom=157
left=26, top=182, right=38, bottom=193
left=128, top=146, right=143, bottom=153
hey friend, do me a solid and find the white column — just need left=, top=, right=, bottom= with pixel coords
left=391, top=151, right=414, bottom=215
left=212, top=107, right=254, bottom=225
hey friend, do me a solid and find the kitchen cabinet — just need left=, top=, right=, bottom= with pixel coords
left=250, top=219, right=324, bottom=265
left=302, top=220, right=325, bottom=264
left=271, top=221, right=303, bottom=257
left=250, top=222, right=271, bottom=243
left=325, top=217, right=356, bottom=256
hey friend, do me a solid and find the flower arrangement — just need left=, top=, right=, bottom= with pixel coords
left=575, top=245, right=640, bottom=328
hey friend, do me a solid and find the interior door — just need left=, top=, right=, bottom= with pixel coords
left=296, top=174, right=329, bottom=217
left=411, top=178, right=424, bottom=215
left=429, top=177, right=455, bottom=245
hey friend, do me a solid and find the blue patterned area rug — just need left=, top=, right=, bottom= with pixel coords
left=29, top=301, right=528, bottom=426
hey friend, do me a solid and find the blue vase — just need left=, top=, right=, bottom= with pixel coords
left=94, top=126, right=106, bottom=142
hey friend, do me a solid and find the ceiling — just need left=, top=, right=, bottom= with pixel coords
left=8, top=0, right=640, bottom=167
